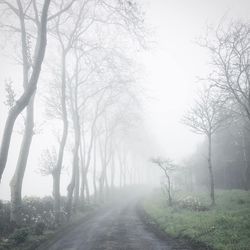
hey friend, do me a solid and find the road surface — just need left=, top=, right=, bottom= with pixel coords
left=37, top=196, right=196, bottom=250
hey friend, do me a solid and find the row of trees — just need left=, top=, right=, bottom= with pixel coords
left=182, top=21, right=250, bottom=205
left=0, top=0, right=146, bottom=226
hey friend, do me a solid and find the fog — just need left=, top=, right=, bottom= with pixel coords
left=1, top=1, right=250, bottom=249
left=0, top=0, right=249, bottom=201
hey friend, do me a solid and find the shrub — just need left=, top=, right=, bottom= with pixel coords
left=0, top=201, right=12, bottom=237
left=21, top=196, right=55, bottom=229
left=237, top=198, right=246, bottom=205
left=10, top=228, right=29, bottom=244
left=0, top=196, right=68, bottom=240
left=175, top=196, right=209, bottom=211
left=34, top=222, right=46, bottom=235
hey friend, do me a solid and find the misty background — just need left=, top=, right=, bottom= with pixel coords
left=0, top=0, right=250, bottom=200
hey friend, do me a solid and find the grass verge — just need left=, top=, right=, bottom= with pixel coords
left=143, top=189, right=250, bottom=250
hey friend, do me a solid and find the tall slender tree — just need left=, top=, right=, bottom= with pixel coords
left=204, top=22, right=250, bottom=189
left=0, top=0, right=51, bottom=182
left=182, top=86, right=230, bottom=205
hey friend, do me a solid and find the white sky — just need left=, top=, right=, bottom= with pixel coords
left=0, top=0, right=250, bottom=200
left=140, top=0, right=250, bottom=158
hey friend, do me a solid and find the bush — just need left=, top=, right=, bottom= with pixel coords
left=175, top=196, right=209, bottom=211
left=0, top=201, right=12, bottom=237
left=0, top=196, right=71, bottom=243
left=10, top=228, right=29, bottom=244
left=0, top=196, right=68, bottom=239
left=21, top=196, right=55, bottom=229
left=20, top=196, right=68, bottom=229
left=34, top=222, right=46, bottom=235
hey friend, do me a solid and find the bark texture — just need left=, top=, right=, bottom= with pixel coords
left=0, top=0, right=51, bottom=181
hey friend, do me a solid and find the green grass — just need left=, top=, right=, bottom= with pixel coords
left=143, top=189, right=250, bottom=250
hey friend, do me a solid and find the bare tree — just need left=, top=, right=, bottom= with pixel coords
left=50, top=0, right=95, bottom=223
left=117, top=143, right=128, bottom=188
left=39, top=148, right=57, bottom=177
left=92, top=135, right=98, bottom=200
left=182, top=86, right=230, bottom=205
left=0, top=0, right=50, bottom=180
left=79, top=90, right=107, bottom=203
left=66, top=48, right=85, bottom=215
left=66, top=75, right=81, bottom=217
left=151, top=157, right=176, bottom=206
left=0, top=0, right=52, bottom=223
left=203, top=21, right=250, bottom=189
left=0, top=0, right=78, bottom=224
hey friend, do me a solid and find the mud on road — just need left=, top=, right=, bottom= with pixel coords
left=37, top=196, right=199, bottom=250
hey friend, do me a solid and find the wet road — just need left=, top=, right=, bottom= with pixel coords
left=37, top=197, right=195, bottom=250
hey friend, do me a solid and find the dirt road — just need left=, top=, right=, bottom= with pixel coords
left=37, top=196, right=195, bottom=250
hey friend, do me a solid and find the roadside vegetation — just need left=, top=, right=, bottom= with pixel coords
left=1, top=1, right=250, bottom=249
left=0, top=188, right=138, bottom=249
left=0, top=1, right=146, bottom=248
left=0, top=196, right=95, bottom=250
left=144, top=20, right=250, bottom=250
left=144, top=189, right=250, bottom=250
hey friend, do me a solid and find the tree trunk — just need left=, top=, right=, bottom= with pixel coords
left=245, top=163, right=250, bottom=190
left=66, top=111, right=80, bottom=218
left=162, top=166, right=172, bottom=207
left=242, top=128, right=250, bottom=190
left=79, top=137, right=85, bottom=203
left=53, top=52, right=68, bottom=225
left=208, top=133, right=215, bottom=206
left=99, top=163, right=108, bottom=201
left=10, top=96, right=34, bottom=224
left=111, top=153, right=115, bottom=190
left=73, top=161, right=80, bottom=210
left=99, top=137, right=105, bottom=200
left=118, top=150, right=123, bottom=188
left=66, top=151, right=78, bottom=219
left=80, top=120, right=96, bottom=203
left=52, top=170, right=60, bottom=223
left=80, top=170, right=90, bottom=204
left=93, top=138, right=97, bottom=200
left=165, top=173, right=172, bottom=206
left=84, top=174, right=90, bottom=202
left=80, top=169, right=85, bottom=203
left=99, top=172, right=105, bottom=201
left=104, top=170, right=109, bottom=197
left=0, top=0, right=51, bottom=181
